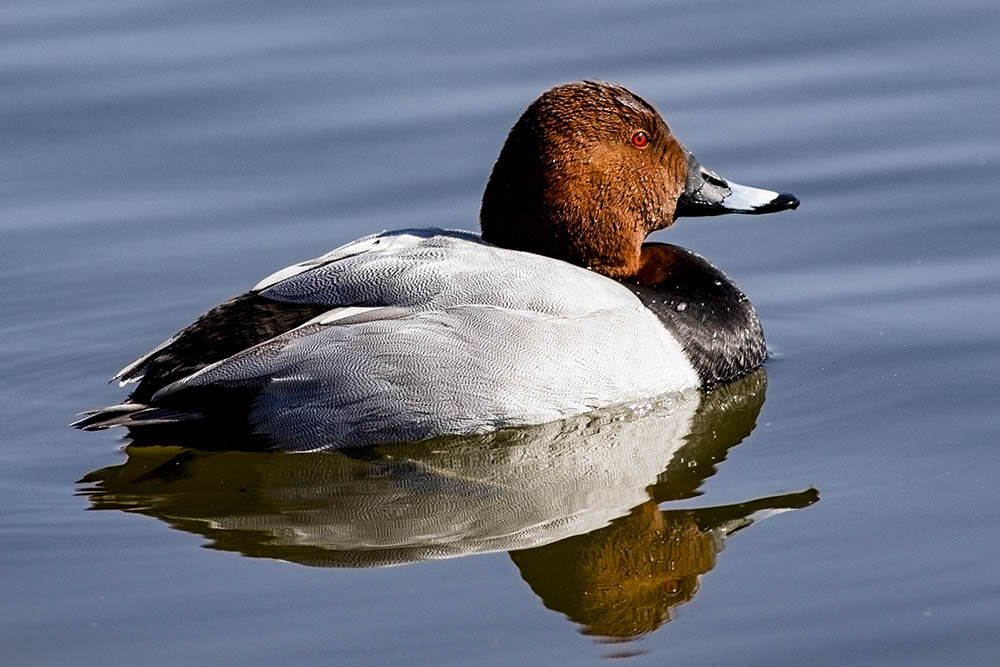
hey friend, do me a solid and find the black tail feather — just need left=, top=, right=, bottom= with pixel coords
left=71, top=403, right=203, bottom=431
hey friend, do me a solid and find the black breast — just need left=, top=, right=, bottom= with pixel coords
left=623, top=244, right=766, bottom=388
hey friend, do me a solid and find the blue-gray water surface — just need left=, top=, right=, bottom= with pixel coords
left=2, top=1, right=999, bottom=665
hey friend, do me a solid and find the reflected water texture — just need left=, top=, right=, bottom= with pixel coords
left=80, top=372, right=816, bottom=641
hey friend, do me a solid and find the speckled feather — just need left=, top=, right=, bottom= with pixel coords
left=255, top=228, right=638, bottom=315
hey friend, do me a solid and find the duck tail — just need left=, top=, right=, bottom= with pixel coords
left=70, top=403, right=203, bottom=431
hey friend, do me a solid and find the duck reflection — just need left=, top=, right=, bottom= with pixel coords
left=78, top=370, right=816, bottom=640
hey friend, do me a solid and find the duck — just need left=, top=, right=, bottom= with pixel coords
left=73, top=80, right=799, bottom=451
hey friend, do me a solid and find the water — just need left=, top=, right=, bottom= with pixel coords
left=3, top=1, right=1000, bottom=664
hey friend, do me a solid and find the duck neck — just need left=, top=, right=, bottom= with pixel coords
left=574, top=221, right=647, bottom=279
left=577, top=232, right=667, bottom=281
left=635, top=243, right=678, bottom=284
left=481, top=204, right=649, bottom=279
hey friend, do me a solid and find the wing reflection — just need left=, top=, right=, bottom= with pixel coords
left=78, top=370, right=817, bottom=640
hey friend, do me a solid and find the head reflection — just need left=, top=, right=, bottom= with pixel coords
left=511, top=491, right=816, bottom=641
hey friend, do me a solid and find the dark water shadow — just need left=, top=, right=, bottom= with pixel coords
left=78, top=370, right=817, bottom=644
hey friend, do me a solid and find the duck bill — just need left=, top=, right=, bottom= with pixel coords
left=674, top=150, right=799, bottom=218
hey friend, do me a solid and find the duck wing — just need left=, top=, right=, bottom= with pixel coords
left=113, top=228, right=633, bottom=402
left=116, top=292, right=330, bottom=402
left=113, top=229, right=478, bottom=400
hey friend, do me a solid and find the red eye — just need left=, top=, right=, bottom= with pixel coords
left=630, top=130, right=650, bottom=149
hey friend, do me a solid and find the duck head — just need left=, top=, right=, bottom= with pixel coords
left=480, top=80, right=798, bottom=279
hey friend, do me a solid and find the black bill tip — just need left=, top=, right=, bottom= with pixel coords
left=747, top=191, right=800, bottom=215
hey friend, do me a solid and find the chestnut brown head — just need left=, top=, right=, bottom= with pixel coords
left=480, top=81, right=798, bottom=279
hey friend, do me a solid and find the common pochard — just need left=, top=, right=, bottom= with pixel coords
left=74, top=81, right=799, bottom=450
